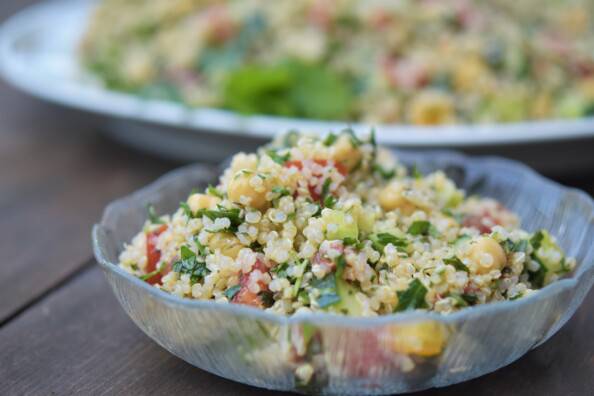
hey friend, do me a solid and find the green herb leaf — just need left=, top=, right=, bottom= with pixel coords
left=372, top=164, right=395, bottom=180
left=370, top=233, right=408, bottom=253
left=222, top=61, right=354, bottom=120
left=407, top=221, right=431, bottom=236
left=292, top=260, right=310, bottom=298
left=443, top=256, right=470, bottom=272
left=195, top=207, right=243, bottom=231
left=297, top=290, right=310, bottom=304
left=311, top=262, right=341, bottom=309
left=266, top=149, right=290, bottom=165
left=271, top=262, right=289, bottom=278
left=411, top=165, right=423, bottom=179
left=224, top=284, right=241, bottom=300
left=180, top=201, right=193, bottom=218
left=194, top=238, right=209, bottom=256
left=272, top=186, right=291, bottom=197
left=321, top=178, right=332, bottom=199
left=528, top=254, right=548, bottom=288
left=172, top=245, right=210, bottom=284
left=461, top=293, right=478, bottom=305
left=259, top=291, right=275, bottom=307
left=530, top=231, right=544, bottom=251
left=394, top=279, right=429, bottom=312
left=323, top=133, right=338, bottom=146
left=502, top=239, right=529, bottom=254
left=206, top=185, right=224, bottom=199
left=146, top=204, right=164, bottom=225
left=342, top=128, right=362, bottom=147
left=449, top=293, right=468, bottom=307
left=139, top=269, right=160, bottom=281
left=323, top=195, right=337, bottom=209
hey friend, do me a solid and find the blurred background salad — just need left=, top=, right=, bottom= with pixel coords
left=81, top=0, right=594, bottom=125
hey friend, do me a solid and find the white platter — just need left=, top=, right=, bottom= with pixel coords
left=1, top=0, right=594, bottom=171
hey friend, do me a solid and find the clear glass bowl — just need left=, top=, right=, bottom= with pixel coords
left=92, top=151, right=594, bottom=395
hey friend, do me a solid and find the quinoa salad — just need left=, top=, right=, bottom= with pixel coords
left=82, top=0, right=594, bottom=124
left=118, top=130, right=575, bottom=316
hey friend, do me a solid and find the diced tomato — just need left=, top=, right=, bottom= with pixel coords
left=312, top=241, right=344, bottom=273
left=285, top=159, right=347, bottom=176
left=335, top=329, right=396, bottom=378
left=462, top=203, right=511, bottom=234
left=232, top=258, right=270, bottom=308
left=145, top=224, right=168, bottom=285
left=308, top=2, right=332, bottom=30
left=284, top=159, right=346, bottom=201
left=205, top=5, right=236, bottom=44
left=369, top=9, right=394, bottom=30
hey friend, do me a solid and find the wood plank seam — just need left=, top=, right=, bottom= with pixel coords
left=0, top=258, right=95, bottom=328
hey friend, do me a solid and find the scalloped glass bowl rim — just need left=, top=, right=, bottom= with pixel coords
left=92, top=150, right=594, bottom=328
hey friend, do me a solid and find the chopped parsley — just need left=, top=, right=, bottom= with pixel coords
left=195, top=206, right=243, bottom=231
left=394, top=278, right=429, bottom=312
left=323, top=133, right=338, bottom=146
left=342, top=128, right=362, bottom=147
left=271, top=186, right=291, bottom=197
left=372, top=163, right=395, bottom=180
left=530, top=231, right=544, bottom=251
left=323, top=194, right=337, bottom=209
left=292, top=259, right=310, bottom=298
left=146, top=204, right=164, bottom=225
left=206, top=185, right=224, bottom=198
left=443, top=256, right=470, bottom=273
left=449, top=292, right=478, bottom=307
left=312, top=273, right=341, bottom=308
left=259, top=291, right=275, bottom=307
left=370, top=232, right=408, bottom=253
left=528, top=254, right=548, bottom=288
left=271, top=262, right=289, bottom=278
left=502, top=239, right=529, bottom=254
left=139, top=269, right=160, bottom=281
left=311, top=256, right=346, bottom=308
left=407, top=220, right=430, bottom=235
left=410, top=164, right=423, bottom=179
left=172, top=245, right=210, bottom=284
left=266, top=149, right=290, bottom=165
left=224, top=284, right=241, bottom=300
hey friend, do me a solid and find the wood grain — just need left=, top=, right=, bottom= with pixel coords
left=1, top=264, right=592, bottom=396
left=0, top=80, right=178, bottom=323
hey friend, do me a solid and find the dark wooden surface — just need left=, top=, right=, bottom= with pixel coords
left=1, top=2, right=594, bottom=395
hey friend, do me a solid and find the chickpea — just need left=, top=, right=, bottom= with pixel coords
left=454, top=57, right=487, bottom=92
left=330, top=134, right=362, bottom=171
left=187, top=193, right=220, bottom=213
left=378, top=182, right=416, bottom=215
left=409, top=92, right=454, bottom=125
left=230, top=153, right=258, bottom=173
left=467, top=237, right=507, bottom=274
left=228, top=171, right=269, bottom=210
left=208, top=232, right=243, bottom=259
left=389, top=321, right=448, bottom=357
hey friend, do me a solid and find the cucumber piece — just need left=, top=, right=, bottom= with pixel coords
left=322, top=209, right=358, bottom=240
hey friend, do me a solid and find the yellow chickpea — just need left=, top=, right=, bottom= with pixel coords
left=454, top=57, right=487, bottom=92
left=409, top=92, right=455, bottom=125
left=230, top=153, right=258, bottom=173
left=228, top=171, right=269, bottom=210
left=330, top=134, right=362, bottom=171
left=208, top=232, right=243, bottom=259
left=378, top=182, right=417, bottom=215
left=389, top=321, right=448, bottom=357
left=467, top=237, right=507, bottom=274
left=187, top=193, right=220, bottom=213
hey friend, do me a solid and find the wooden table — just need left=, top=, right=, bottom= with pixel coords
left=1, top=3, right=594, bottom=396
